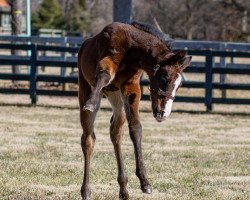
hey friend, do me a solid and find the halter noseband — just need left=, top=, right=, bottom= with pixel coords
left=149, top=64, right=175, bottom=101
left=149, top=87, right=175, bottom=100
left=157, top=89, right=175, bottom=100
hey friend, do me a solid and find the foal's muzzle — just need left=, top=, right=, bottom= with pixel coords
left=153, top=108, right=166, bottom=122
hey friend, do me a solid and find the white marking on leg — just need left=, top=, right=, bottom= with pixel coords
left=163, top=73, right=182, bottom=117
left=106, top=91, right=124, bottom=115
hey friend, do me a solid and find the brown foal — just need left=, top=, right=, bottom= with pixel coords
left=78, top=21, right=192, bottom=200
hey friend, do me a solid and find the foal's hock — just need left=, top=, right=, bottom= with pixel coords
left=78, top=21, right=191, bottom=199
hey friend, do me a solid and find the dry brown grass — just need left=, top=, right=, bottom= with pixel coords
left=0, top=94, right=249, bottom=200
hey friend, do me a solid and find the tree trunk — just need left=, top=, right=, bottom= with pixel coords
left=10, top=0, right=22, bottom=76
left=242, top=10, right=248, bottom=33
left=187, top=27, right=194, bottom=40
left=113, top=0, right=132, bottom=23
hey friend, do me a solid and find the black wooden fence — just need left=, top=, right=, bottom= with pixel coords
left=0, top=40, right=250, bottom=111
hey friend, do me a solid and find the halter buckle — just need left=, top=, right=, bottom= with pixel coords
left=153, top=64, right=160, bottom=76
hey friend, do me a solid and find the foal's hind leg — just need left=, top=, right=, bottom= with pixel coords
left=122, top=83, right=152, bottom=194
left=83, top=57, right=119, bottom=112
left=106, top=91, right=129, bottom=199
left=79, top=70, right=101, bottom=200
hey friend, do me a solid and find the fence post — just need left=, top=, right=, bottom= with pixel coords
left=60, top=37, right=67, bottom=77
left=30, top=44, right=37, bottom=104
left=205, top=50, right=213, bottom=111
left=219, top=43, right=226, bottom=99
left=61, top=37, right=67, bottom=90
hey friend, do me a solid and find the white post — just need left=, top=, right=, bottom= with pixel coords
left=26, top=0, right=31, bottom=73
left=26, top=0, right=31, bottom=36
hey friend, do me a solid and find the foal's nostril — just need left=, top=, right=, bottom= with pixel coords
left=156, top=112, right=161, bottom=119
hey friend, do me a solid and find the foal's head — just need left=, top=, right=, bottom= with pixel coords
left=149, top=50, right=192, bottom=122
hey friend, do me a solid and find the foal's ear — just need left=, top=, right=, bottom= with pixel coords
left=179, top=56, right=192, bottom=71
left=173, top=50, right=187, bottom=61
left=163, top=50, right=191, bottom=71
left=164, top=52, right=175, bottom=60
left=163, top=50, right=187, bottom=64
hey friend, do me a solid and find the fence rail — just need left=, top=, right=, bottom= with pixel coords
left=0, top=42, right=249, bottom=111
left=1, top=36, right=250, bottom=51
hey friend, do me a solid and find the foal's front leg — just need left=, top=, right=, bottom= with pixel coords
left=83, top=57, right=118, bottom=112
left=123, top=83, right=152, bottom=194
left=107, top=91, right=129, bottom=199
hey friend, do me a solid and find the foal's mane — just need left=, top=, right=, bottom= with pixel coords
left=131, top=21, right=172, bottom=50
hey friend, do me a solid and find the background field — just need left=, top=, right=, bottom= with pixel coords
left=0, top=95, right=249, bottom=200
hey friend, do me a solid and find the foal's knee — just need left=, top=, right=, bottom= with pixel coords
left=110, top=113, right=126, bottom=132
left=128, top=121, right=142, bottom=139
left=95, top=70, right=112, bottom=86
left=110, top=114, right=125, bottom=140
left=81, top=133, right=96, bottom=153
left=128, top=119, right=142, bottom=132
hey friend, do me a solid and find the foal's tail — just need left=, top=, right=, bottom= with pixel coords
left=77, top=41, right=92, bottom=109
left=77, top=41, right=85, bottom=70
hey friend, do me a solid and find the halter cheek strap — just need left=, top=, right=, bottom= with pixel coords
left=151, top=64, right=175, bottom=100
left=151, top=55, right=185, bottom=100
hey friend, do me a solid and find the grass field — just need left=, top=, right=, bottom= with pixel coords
left=0, top=95, right=249, bottom=200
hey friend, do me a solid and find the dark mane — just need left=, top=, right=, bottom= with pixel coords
left=131, top=21, right=172, bottom=49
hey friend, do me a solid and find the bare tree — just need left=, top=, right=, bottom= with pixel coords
left=87, top=0, right=113, bottom=34
left=32, top=0, right=249, bottom=41
left=9, top=0, right=21, bottom=77
left=133, top=0, right=249, bottom=41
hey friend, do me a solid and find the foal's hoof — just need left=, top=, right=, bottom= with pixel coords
left=82, top=192, right=91, bottom=200
left=83, top=104, right=95, bottom=112
left=81, top=192, right=91, bottom=200
left=81, top=188, right=91, bottom=200
left=82, top=196, right=90, bottom=200
left=119, top=190, right=129, bottom=200
left=141, top=185, right=152, bottom=194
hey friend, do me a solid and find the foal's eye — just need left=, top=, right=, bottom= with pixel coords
left=159, top=77, right=167, bottom=86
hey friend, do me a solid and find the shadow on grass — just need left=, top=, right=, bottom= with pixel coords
left=0, top=102, right=77, bottom=110
left=0, top=102, right=249, bottom=116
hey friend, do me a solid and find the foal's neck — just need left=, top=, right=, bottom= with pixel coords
left=131, top=33, right=168, bottom=57
left=129, top=31, right=170, bottom=75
